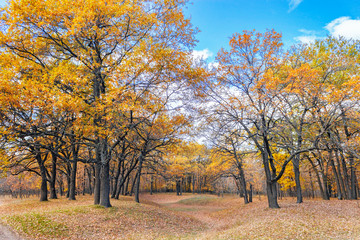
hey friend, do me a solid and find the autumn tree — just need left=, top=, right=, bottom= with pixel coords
left=0, top=0, right=200, bottom=207
left=212, top=30, right=319, bottom=208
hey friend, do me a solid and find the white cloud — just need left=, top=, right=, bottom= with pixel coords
left=299, top=29, right=317, bottom=35
left=192, top=49, right=213, bottom=61
left=294, top=35, right=318, bottom=44
left=325, top=17, right=360, bottom=40
left=288, top=0, right=303, bottom=12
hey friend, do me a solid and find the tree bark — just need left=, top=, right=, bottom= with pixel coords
left=335, top=150, right=347, bottom=199
left=135, top=156, right=144, bottom=203
left=99, top=161, right=112, bottom=207
left=339, top=151, right=351, bottom=199
left=150, top=175, right=153, bottom=195
left=68, top=158, right=78, bottom=200
left=249, top=184, right=253, bottom=202
left=94, top=162, right=101, bottom=205
left=350, top=156, right=358, bottom=199
left=49, top=152, right=58, bottom=199
left=37, top=154, right=48, bottom=202
left=40, top=171, right=48, bottom=202
left=111, top=160, right=122, bottom=198
left=263, top=138, right=280, bottom=208
left=292, top=155, right=303, bottom=203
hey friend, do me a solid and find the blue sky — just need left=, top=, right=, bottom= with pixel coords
left=185, top=0, right=360, bottom=60
left=1, top=0, right=359, bottom=60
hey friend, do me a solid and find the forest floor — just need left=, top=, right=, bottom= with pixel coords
left=0, top=193, right=360, bottom=239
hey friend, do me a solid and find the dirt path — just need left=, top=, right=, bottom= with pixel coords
left=0, top=199, right=24, bottom=240
left=142, top=193, right=234, bottom=231
left=0, top=225, right=23, bottom=240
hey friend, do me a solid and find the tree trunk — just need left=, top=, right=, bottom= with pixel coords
left=57, top=175, right=64, bottom=197
left=68, top=159, right=78, bottom=200
left=238, top=167, right=249, bottom=204
left=124, top=174, right=130, bottom=195
left=40, top=166, right=48, bottom=202
left=130, top=174, right=137, bottom=196
left=94, top=162, right=101, bottom=205
left=176, top=180, right=180, bottom=195
left=66, top=174, right=70, bottom=198
left=180, top=178, right=183, bottom=195
left=86, top=167, right=93, bottom=195
left=150, top=175, right=153, bottom=195
left=339, top=151, right=351, bottom=199
left=292, top=155, right=303, bottom=203
left=36, top=153, right=48, bottom=202
left=99, top=161, right=112, bottom=208
left=329, top=152, right=342, bottom=200
left=335, top=150, right=347, bottom=199
left=111, top=159, right=122, bottom=198
left=135, top=157, right=144, bottom=203
left=350, top=156, right=358, bottom=199
left=49, top=152, right=58, bottom=199
left=249, top=184, right=253, bottom=202
left=262, top=147, right=279, bottom=208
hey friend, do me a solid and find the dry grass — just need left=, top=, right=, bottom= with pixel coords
left=0, top=195, right=206, bottom=240
left=1, top=194, right=360, bottom=239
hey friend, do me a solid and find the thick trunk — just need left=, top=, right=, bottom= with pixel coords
left=238, top=168, right=249, bottom=204
left=40, top=165, right=48, bottom=202
left=36, top=153, right=48, bottom=202
left=266, top=181, right=279, bottom=208
left=86, top=167, right=93, bottom=195
left=49, top=152, right=58, bottom=199
left=99, top=161, right=112, bottom=208
left=135, top=157, right=144, bottom=203
left=262, top=139, right=279, bottom=208
left=249, top=184, right=253, bottom=202
left=94, top=162, right=101, bottom=205
left=292, top=155, right=303, bottom=203
left=68, top=159, right=78, bottom=200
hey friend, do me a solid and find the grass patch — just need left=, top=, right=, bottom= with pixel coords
left=176, top=195, right=218, bottom=205
left=6, top=212, right=68, bottom=238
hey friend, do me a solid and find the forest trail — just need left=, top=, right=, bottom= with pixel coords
left=142, top=193, right=241, bottom=232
